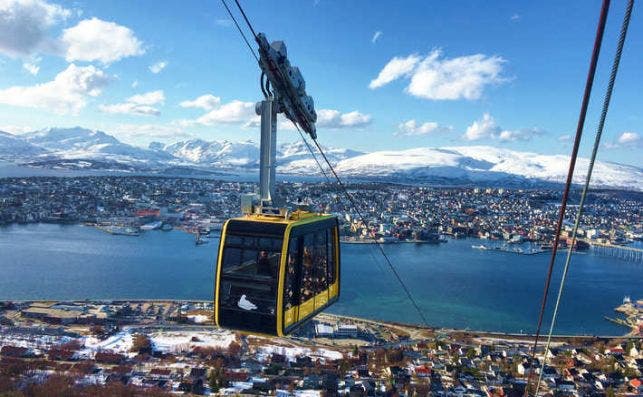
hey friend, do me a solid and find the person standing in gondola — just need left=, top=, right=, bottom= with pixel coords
left=257, top=250, right=272, bottom=276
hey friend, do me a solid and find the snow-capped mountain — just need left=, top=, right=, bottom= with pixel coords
left=23, top=127, right=119, bottom=151
left=20, top=127, right=175, bottom=165
left=0, top=131, right=50, bottom=161
left=277, top=141, right=364, bottom=174
left=159, top=139, right=259, bottom=167
left=1, top=127, right=641, bottom=191
left=333, top=146, right=642, bottom=190
left=157, top=139, right=363, bottom=170
left=278, top=141, right=363, bottom=163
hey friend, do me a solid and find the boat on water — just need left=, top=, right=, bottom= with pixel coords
left=161, top=223, right=173, bottom=231
left=140, top=221, right=163, bottom=231
left=472, top=244, right=487, bottom=250
left=195, top=230, right=207, bottom=246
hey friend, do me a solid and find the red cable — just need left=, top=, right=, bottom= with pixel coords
left=525, top=0, right=611, bottom=394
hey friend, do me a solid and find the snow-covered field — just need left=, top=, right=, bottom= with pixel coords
left=150, top=329, right=236, bottom=353
left=80, top=327, right=237, bottom=356
left=187, top=314, right=210, bottom=324
left=255, top=344, right=343, bottom=362
left=83, top=330, right=134, bottom=355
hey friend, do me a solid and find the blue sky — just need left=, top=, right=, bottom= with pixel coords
left=0, top=0, right=640, bottom=166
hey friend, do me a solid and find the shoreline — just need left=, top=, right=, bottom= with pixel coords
left=2, top=299, right=638, bottom=339
left=3, top=221, right=639, bottom=252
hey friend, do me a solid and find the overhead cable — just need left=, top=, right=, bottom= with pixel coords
left=525, top=0, right=611, bottom=394
left=533, top=1, right=634, bottom=395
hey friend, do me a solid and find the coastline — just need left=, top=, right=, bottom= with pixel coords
left=3, top=299, right=638, bottom=339
left=1, top=222, right=638, bottom=336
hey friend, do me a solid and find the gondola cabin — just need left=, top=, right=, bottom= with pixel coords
left=215, top=211, right=340, bottom=336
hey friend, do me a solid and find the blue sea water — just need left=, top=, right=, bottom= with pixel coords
left=0, top=223, right=640, bottom=335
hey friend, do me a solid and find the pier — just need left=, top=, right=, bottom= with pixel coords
left=586, top=240, right=643, bottom=263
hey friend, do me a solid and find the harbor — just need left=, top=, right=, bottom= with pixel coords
left=1, top=222, right=640, bottom=336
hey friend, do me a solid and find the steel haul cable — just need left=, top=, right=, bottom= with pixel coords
left=310, top=134, right=431, bottom=328
left=220, top=0, right=259, bottom=63
left=525, top=0, right=611, bottom=395
left=533, top=1, right=634, bottom=395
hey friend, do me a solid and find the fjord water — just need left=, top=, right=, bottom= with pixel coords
left=1, top=223, right=639, bottom=335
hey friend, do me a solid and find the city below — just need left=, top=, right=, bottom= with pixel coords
left=1, top=176, right=641, bottom=252
left=0, top=175, right=642, bottom=396
left=0, top=299, right=641, bottom=396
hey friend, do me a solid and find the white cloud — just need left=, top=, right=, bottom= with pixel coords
left=317, top=109, right=372, bottom=129
left=180, top=94, right=221, bottom=111
left=464, top=113, right=542, bottom=141
left=22, top=60, right=40, bottom=75
left=0, top=63, right=109, bottom=114
left=558, top=134, right=571, bottom=142
left=510, top=13, right=521, bottom=22
left=464, top=113, right=499, bottom=141
left=149, top=60, right=168, bottom=74
left=99, top=90, right=164, bottom=116
left=61, top=17, right=144, bottom=64
left=0, top=125, right=34, bottom=134
left=497, top=127, right=543, bottom=142
left=128, top=90, right=164, bottom=105
left=408, top=50, right=506, bottom=100
left=181, top=97, right=366, bottom=130
left=243, top=115, right=305, bottom=131
left=243, top=118, right=261, bottom=129
left=369, top=54, right=421, bottom=89
left=0, top=0, right=70, bottom=57
left=371, top=31, right=382, bottom=44
left=370, top=49, right=506, bottom=100
left=396, top=119, right=451, bottom=136
left=196, top=100, right=256, bottom=125
left=215, top=18, right=232, bottom=27
left=131, top=80, right=139, bottom=88
left=617, top=131, right=639, bottom=144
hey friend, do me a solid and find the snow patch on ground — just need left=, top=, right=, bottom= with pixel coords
left=256, top=345, right=343, bottom=362
left=83, top=330, right=134, bottom=356
left=150, top=329, right=236, bottom=353
left=187, top=314, right=209, bottom=323
left=80, top=328, right=236, bottom=356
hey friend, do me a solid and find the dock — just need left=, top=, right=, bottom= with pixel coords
left=581, top=239, right=643, bottom=262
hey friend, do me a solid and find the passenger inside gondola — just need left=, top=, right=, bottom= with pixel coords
left=284, top=254, right=297, bottom=309
left=301, top=246, right=314, bottom=301
left=257, top=250, right=272, bottom=277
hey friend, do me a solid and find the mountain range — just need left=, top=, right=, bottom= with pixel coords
left=0, top=127, right=640, bottom=191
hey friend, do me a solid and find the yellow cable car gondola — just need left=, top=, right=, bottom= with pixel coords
left=214, top=211, right=340, bottom=336
left=214, top=33, right=341, bottom=335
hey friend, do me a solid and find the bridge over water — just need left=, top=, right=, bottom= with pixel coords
left=583, top=240, right=643, bottom=262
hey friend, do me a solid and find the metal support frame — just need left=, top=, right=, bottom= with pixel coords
left=243, top=32, right=317, bottom=216
left=257, top=97, right=279, bottom=208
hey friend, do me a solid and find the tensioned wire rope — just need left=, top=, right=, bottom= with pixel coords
left=532, top=0, right=634, bottom=395
left=524, top=2, right=611, bottom=391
